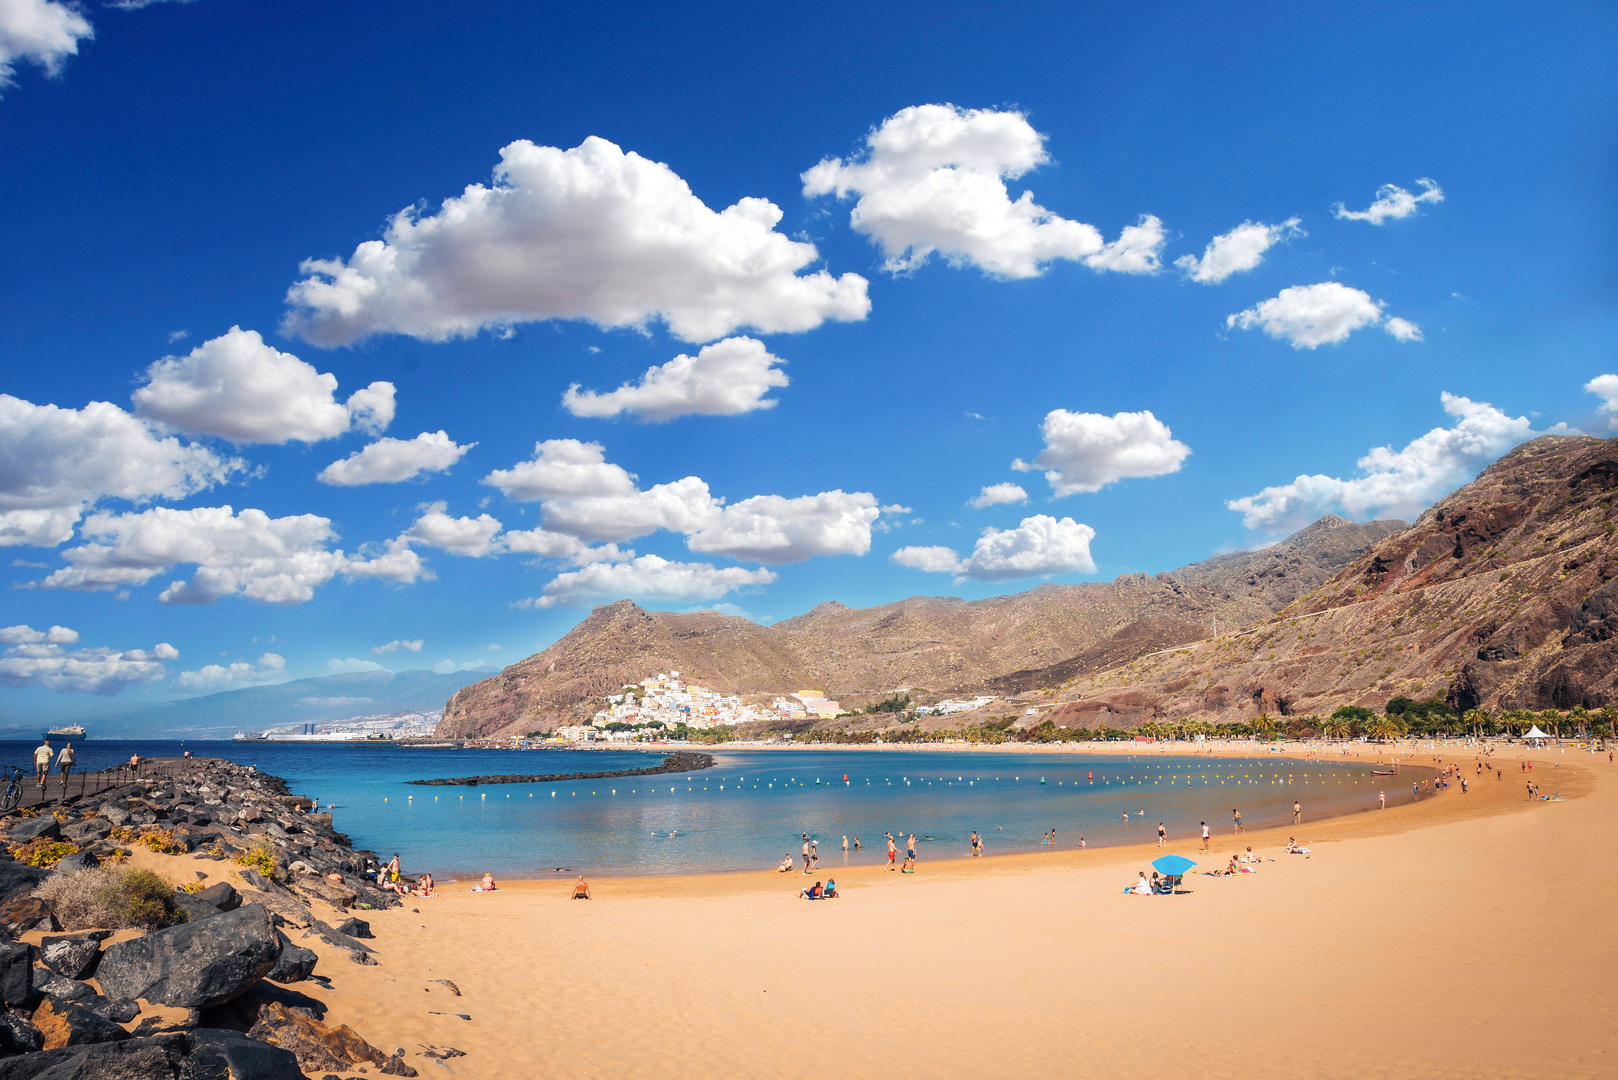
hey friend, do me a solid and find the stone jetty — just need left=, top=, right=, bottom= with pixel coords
left=406, top=749, right=715, bottom=786
left=0, top=757, right=419, bottom=1078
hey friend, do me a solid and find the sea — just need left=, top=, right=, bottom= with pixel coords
left=2, top=740, right=1434, bottom=879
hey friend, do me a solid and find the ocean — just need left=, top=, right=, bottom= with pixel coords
left=3, top=739, right=1438, bottom=879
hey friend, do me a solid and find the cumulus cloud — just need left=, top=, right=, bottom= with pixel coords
left=0, top=0, right=92, bottom=92
left=284, top=137, right=869, bottom=346
left=133, top=327, right=395, bottom=444
left=0, top=624, right=177, bottom=695
left=969, top=482, right=1028, bottom=509
left=686, top=491, right=879, bottom=564
left=893, top=514, right=1097, bottom=582
left=803, top=104, right=1162, bottom=279
left=402, top=502, right=504, bottom=557
left=1333, top=179, right=1444, bottom=224
left=1584, top=374, right=1618, bottom=428
left=1176, top=218, right=1303, bottom=284
left=328, top=657, right=388, bottom=674
left=483, top=439, right=638, bottom=502
left=1227, top=392, right=1538, bottom=533
left=0, top=394, right=240, bottom=547
left=428, top=658, right=497, bottom=675
left=373, top=638, right=423, bottom=655
left=1226, top=282, right=1419, bottom=349
left=317, top=430, right=472, bottom=486
left=520, top=554, right=776, bottom=609
left=562, top=337, right=789, bottom=422
left=32, top=505, right=425, bottom=603
left=1012, top=409, right=1190, bottom=496
left=173, top=652, right=286, bottom=694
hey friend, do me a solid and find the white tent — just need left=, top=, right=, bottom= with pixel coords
left=1524, top=725, right=1549, bottom=740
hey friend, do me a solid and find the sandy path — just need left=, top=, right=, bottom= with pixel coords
left=154, top=745, right=1618, bottom=1078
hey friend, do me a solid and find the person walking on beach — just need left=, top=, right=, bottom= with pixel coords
left=810, top=840, right=819, bottom=869
left=1293, top=800, right=1302, bottom=824
left=971, top=831, right=980, bottom=857
left=55, top=743, right=73, bottom=790
left=33, top=740, right=51, bottom=790
left=1157, top=822, right=1166, bottom=847
left=886, top=833, right=896, bottom=870
left=1232, top=808, right=1242, bottom=834
left=1379, top=791, right=1386, bottom=809
left=1200, top=821, right=1210, bottom=851
left=802, top=836, right=811, bottom=874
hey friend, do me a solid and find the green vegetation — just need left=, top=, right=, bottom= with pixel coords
left=37, top=866, right=188, bottom=930
left=234, top=838, right=278, bottom=879
left=863, top=693, right=912, bottom=714
left=9, top=838, right=78, bottom=868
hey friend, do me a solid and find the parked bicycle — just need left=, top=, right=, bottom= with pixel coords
left=0, top=765, right=25, bottom=812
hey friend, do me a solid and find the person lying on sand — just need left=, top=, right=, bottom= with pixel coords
left=799, top=881, right=823, bottom=899
left=572, top=875, right=591, bottom=900
left=472, top=873, right=498, bottom=892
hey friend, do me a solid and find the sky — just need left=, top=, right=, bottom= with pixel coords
left=1, top=1, right=1615, bottom=721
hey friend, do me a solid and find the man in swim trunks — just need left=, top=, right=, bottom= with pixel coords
left=970, top=831, right=980, bottom=856
left=886, top=833, right=896, bottom=870
left=1293, top=800, right=1302, bottom=824
left=904, top=834, right=916, bottom=872
left=802, top=836, right=811, bottom=874
left=1232, top=808, right=1242, bottom=834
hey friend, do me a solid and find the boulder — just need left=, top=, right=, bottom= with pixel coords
left=196, top=882, right=240, bottom=912
left=186, top=1027, right=305, bottom=1080
left=171, top=892, right=222, bottom=924
left=245, top=1000, right=417, bottom=1077
left=58, top=820, right=110, bottom=846
left=264, top=933, right=317, bottom=985
left=7, top=818, right=59, bottom=844
left=333, top=918, right=372, bottom=940
left=95, top=904, right=282, bottom=1010
left=238, top=868, right=279, bottom=893
left=305, top=921, right=371, bottom=956
left=0, top=1033, right=188, bottom=1080
left=0, top=896, right=53, bottom=938
left=31, top=970, right=93, bottom=1002
left=100, top=807, right=131, bottom=828
left=0, top=1011, right=41, bottom=1055
left=30, top=998, right=130, bottom=1050
left=52, top=850, right=99, bottom=875
left=39, top=936, right=101, bottom=980
left=77, top=995, right=139, bottom=1024
left=0, top=944, right=33, bottom=1007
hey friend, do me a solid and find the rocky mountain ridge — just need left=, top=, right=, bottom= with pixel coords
left=440, top=515, right=1404, bottom=738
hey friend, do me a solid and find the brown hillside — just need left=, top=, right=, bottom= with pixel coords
left=1062, top=434, right=1618, bottom=725
left=440, top=516, right=1402, bottom=738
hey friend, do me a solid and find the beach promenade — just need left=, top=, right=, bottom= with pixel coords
left=120, top=742, right=1615, bottom=1078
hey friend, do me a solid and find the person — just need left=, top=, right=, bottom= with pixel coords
left=1128, top=871, right=1152, bottom=895
left=853, top=837, right=860, bottom=850
left=416, top=874, right=436, bottom=897
left=776, top=856, right=793, bottom=873
left=886, top=833, right=897, bottom=871
left=903, top=834, right=916, bottom=873
left=1224, top=855, right=1240, bottom=876
left=799, top=881, right=823, bottom=900
left=1156, top=822, right=1166, bottom=848
left=33, top=740, right=51, bottom=790
left=1241, top=846, right=1257, bottom=863
left=1150, top=871, right=1163, bottom=893
left=823, top=878, right=839, bottom=898
left=1379, top=790, right=1386, bottom=809
left=1200, top=821, right=1210, bottom=851
left=1079, top=837, right=1086, bottom=848
left=802, top=835, right=811, bottom=875
left=1293, top=800, right=1302, bottom=824
left=1232, top=808, right=1242, bottom=834
left=572, top=875, right=591, bottom=899
left=810, top=840, right=819, bottom=869
left=55, top=743, right=74, bottom=790
left=385, top=854, right=402, bottom=887
left=127, top=753, right=140, bottom=774
left=1461, top=778, right=1468, bottom=793
left=970, top=830, right=980, bottom=857
left=841, top=835, right=848, bottom=852
left=474, top=873, right=498, bottom=892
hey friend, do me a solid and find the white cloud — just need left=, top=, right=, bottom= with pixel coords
left=0, top=394, right=240, bottom=547
left=1175, top=218, right=1303, bottom=284
left=133, top=327, right=395, bottom=444
left=317, top=430, right=473, bottom=486
left=428, top=658, right=497, bottom=675
left=1584, top=374, right=1618, bottom=428
left=0, top=0, right=92, bottom=92
left=1227, top=392, right=1538, bottom=533
left=328, top=657, right=388, bottom=674
left=498, top=526, right=589, bottom=560
left=521, top=554, right=775, bottom=609
left=1226, top=282, right=1419, bottom=349
left=373, top=638, right=424, bottom=655
left=562, top=337, right=789, bottom=422
left=483, top=439, right=638, bottom=501
left=686, top=490, right=879, bottom=564
left=33, top=505, right=425, bottom=603
left=283, top=136, right=869, bottom=346
left=0, top=625, right=177, bottom=696
left=1333, top=178, right=1444, bottom=224
left=1012, top=409, right=1190, bottom=496
left=893, top=514, right=1097, bottom=582
left=173, top=652, right=286, bottom=694
left=538, top=476, right=721, bottom=544
left=403, top=502, right=504, bottom=557
left=969, top=482, right=1028, bottom=508
left=803, top=104, right=1162, bottom=279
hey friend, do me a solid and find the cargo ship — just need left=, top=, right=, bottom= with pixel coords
left=42, top=724, right=85, bottom=743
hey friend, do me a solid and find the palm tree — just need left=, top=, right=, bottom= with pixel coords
left=1322, top=715, right=1351, bottom=740
left=1251, top=714, right=1276, bottom=738
left=1539, top=708, right=1564, bottom=738
left=1567, top=704, right=1590, bottom=738
left=1462, top=708, right=1490, bottom=739
left=1600, top=705, right=1618, bottom=740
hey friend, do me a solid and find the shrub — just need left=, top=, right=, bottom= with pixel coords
left=9, top=838, right=78, bottom=868
left=234, top=839, right=278, bottom=880
left=16, top=807, right=37, bottom=819
left=137, top=827, right=186, bottom=855
left=35, top=866, right=188, bottom=930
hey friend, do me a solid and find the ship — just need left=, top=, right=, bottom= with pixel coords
left=232, top=731, right=269, bottom=742
left=43, top=724, right=85, bottom=742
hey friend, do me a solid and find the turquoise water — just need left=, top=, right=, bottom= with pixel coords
left=8, top=741, right=1428, bottom=878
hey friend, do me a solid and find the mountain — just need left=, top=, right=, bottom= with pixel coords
left=440, top=515, right=1404, bottom=738
left=1055, top=434, right=1618, bottom=725
left=37, top=669, right=491, bottom=740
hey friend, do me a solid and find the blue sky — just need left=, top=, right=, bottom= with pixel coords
left=2, top=1, right=1615, bottom=719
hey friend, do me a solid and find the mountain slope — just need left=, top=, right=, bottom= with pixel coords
left=1062, top=434, right=1618, bottom=722
left=441, top=516, right=1404, bottom=738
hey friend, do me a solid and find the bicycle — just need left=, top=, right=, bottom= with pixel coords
left=0, top=765, right=24, bottom=812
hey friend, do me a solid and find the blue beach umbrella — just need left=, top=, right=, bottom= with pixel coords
left=1152, top=855, right=1197, bottom=876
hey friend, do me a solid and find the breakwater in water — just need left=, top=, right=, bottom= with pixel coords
left=405, top=751, right=714, bottom=787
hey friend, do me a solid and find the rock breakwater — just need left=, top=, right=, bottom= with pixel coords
left=405, top=750, right=715, bottom=786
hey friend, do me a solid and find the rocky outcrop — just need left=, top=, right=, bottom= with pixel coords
left=95, top=904, right=282, bottom=1010
left=30, top=998, right=128, bottom=1050
left=406, top=751, right=715, bottom=786
left=442, top=517, right=1405, bottom=738
left=246, top=1000, right=417, bottom=1076
left=38, top=937, right=101, bottom=982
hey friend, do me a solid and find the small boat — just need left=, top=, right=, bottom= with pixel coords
left=43, top=725, right=85, bottom=743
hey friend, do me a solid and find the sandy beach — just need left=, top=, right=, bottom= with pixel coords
left=91, top=743, right=1617, bottom=1078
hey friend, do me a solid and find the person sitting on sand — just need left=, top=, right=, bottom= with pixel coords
left=416, top=874, right=435, bottom=897
left=823, top=878, right=839, bottom=898
left=1224, top=855, right=1240, bottom=876
left=799, top=881, right=823, bottom=899
left=1129, top=872, right=1153, bottom=895
left=1241, top=846, right=1257, bottom=863
left=776, top=856, right=793, bottom=873
left=473, top=873, right=498, bottom=892
left=572, top=875, right=591, bottom=900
